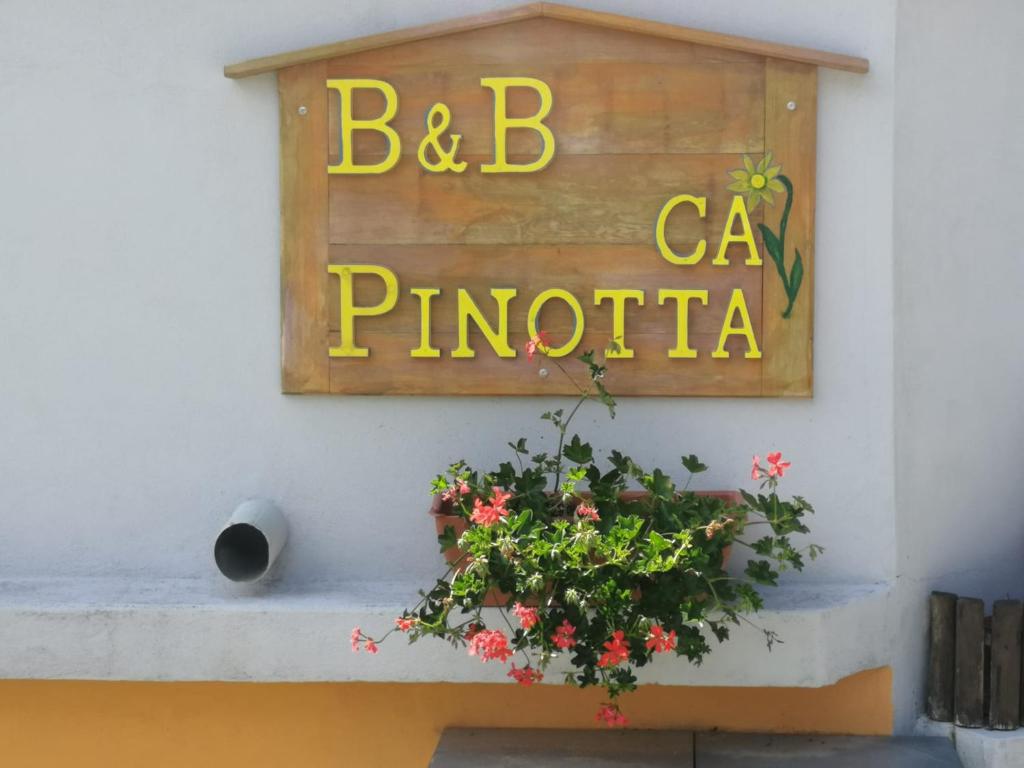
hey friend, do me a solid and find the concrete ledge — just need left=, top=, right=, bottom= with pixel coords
left=914, top=717, right=1024, bottom=768
left=0, top=577, right=889, bottom=685
left=428, top=730, right=960, bottom=767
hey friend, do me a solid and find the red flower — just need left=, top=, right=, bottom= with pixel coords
left=597, top=630, right=630, bottom=668
left=350, top=626, right=362, bottom=652
left=751, top=454, right=762, bottom=481
left=490, top=487, right=512, bottom=509
left=441, top=481, right=471, bottom=502
left=364, top=640, right=379, bottom=655
left=395, top=617, right=416, bottom=632
left=470, top=487, right=513, bottom=527
left=575, top=504, right=600, bottom=522
left=766, top=451, right=791, bottom=478
left=552, top=619, right=577, bottom=649
left=524, top=331, right=552, bottom=361
left=645, top=625, right=677, bottom=653
left=596, top=703, right=629, bottom=727
left=470, top=497, right=508, bottom=527
left=512, top=602, right=540, bottom=631
left=464, top=623, right=480, bottom=642
left=508, top=664, right=544, bottom=686
left=468, top=629, right=513, bottom=663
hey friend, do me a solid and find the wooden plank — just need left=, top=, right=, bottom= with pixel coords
left=224, top=2, right=869, bottom=79
left=537, top=3, right=869, bottom=74
left=225, top=4, right=543, bottom=79
left=326, top=18, right=765, bottom=159
left=955, top=597, right=986, bottom=728
left=325, top=245, right=762, bottom=337
left=279, top=63, right=330, bottom=393
left=328, top=331, right=761, bottom=396
left=760, top=59, right=816, bottom=397
left=927, top=591, right=957, bottom=722
left=989, top=599, right=1023, bottom=730
left=329, top=154, right=756, bottom=245
left=328, top=15, right=761, bottom=71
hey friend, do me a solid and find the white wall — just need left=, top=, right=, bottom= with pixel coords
left=891, top=0, right=1024, bottom=733
left=0, top=0, right=907, bottom=715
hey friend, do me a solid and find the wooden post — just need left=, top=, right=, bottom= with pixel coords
left=989, top=599, right=1023, bottom=730
left=955, top=597, right=986, bottom=727
left=927, top=591, right=957, bottom=721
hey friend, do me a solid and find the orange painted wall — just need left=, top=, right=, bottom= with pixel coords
left=0, top=668, right=890, bottom=767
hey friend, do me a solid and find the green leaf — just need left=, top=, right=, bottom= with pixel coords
left=788, top=250, right=804, bottom=302
left=608, top=450, right=632, bottom=475
left=595, top=381, right=617, bottom=419
left=508, top=438, right=529, bottom=455
left=759, top=224, right=789, bottom=289
left=494, top=462, right=516, bottom=488
left=508, top=509, right=533, bottom=533
left=706, top=620, right=731, bottom=643
left=562, top=434, right=594, bottom=464
left=792, top=495, right=816, bottom=514
left=758, top=223, right=783, bottom=263
left=643, top=468, right=675, bottom=499
left=648, top=530, right=671, bottom=555
left=734, top=583, right=764, bottom=613
left=680, top=454, right=708, bottom=474
left=744, top=559, right=779, bottom=586
left=751, top=536, right=775, bottom=556
left=514, top=467, right=548, bottom=495
left=438, top=525, right=458, bottom=552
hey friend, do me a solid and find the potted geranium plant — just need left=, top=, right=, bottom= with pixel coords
left=351, top=334, right=820, bottom=726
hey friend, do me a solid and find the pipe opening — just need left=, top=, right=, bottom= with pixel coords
left=214, top=523, right=270, bottom=582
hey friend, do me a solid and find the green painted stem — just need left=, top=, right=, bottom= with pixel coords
left=778, top=176, right=795, bottom=319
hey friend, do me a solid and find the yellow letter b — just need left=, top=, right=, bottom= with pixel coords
left=327, top=79, right=401, bottom=175
left=481, top=77, right=555, bottom=174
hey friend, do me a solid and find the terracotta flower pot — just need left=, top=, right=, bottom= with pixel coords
left=428, top=489, right=740, bottom=606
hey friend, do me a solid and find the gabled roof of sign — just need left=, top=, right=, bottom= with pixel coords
left=223, top=2, right=869, bottom=79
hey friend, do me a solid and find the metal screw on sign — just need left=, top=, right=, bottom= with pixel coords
left=297, top=105, right=308, bottom=115
left=538, top=368, right=549, bottom=378
left=786, top=101, right=797, bottom=111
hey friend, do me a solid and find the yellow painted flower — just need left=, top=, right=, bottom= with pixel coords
left=727, top=153, right=785, bottom=209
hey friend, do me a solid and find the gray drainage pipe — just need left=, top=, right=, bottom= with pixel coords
left=214, top=499, right=288, bottom=582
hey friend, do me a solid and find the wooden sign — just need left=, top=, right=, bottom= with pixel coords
left=226, top=4, right=868, bottom=397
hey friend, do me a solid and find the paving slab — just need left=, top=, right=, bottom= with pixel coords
left=695, top=733, right=961, bottom=767
left=429, top=728, right=694, bottom=767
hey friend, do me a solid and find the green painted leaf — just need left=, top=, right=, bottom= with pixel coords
left=758, top=224, right=789, bottom=293
left=788, top=250, right=804, bottom=301
left=758, top=223, right=783, bottom=264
